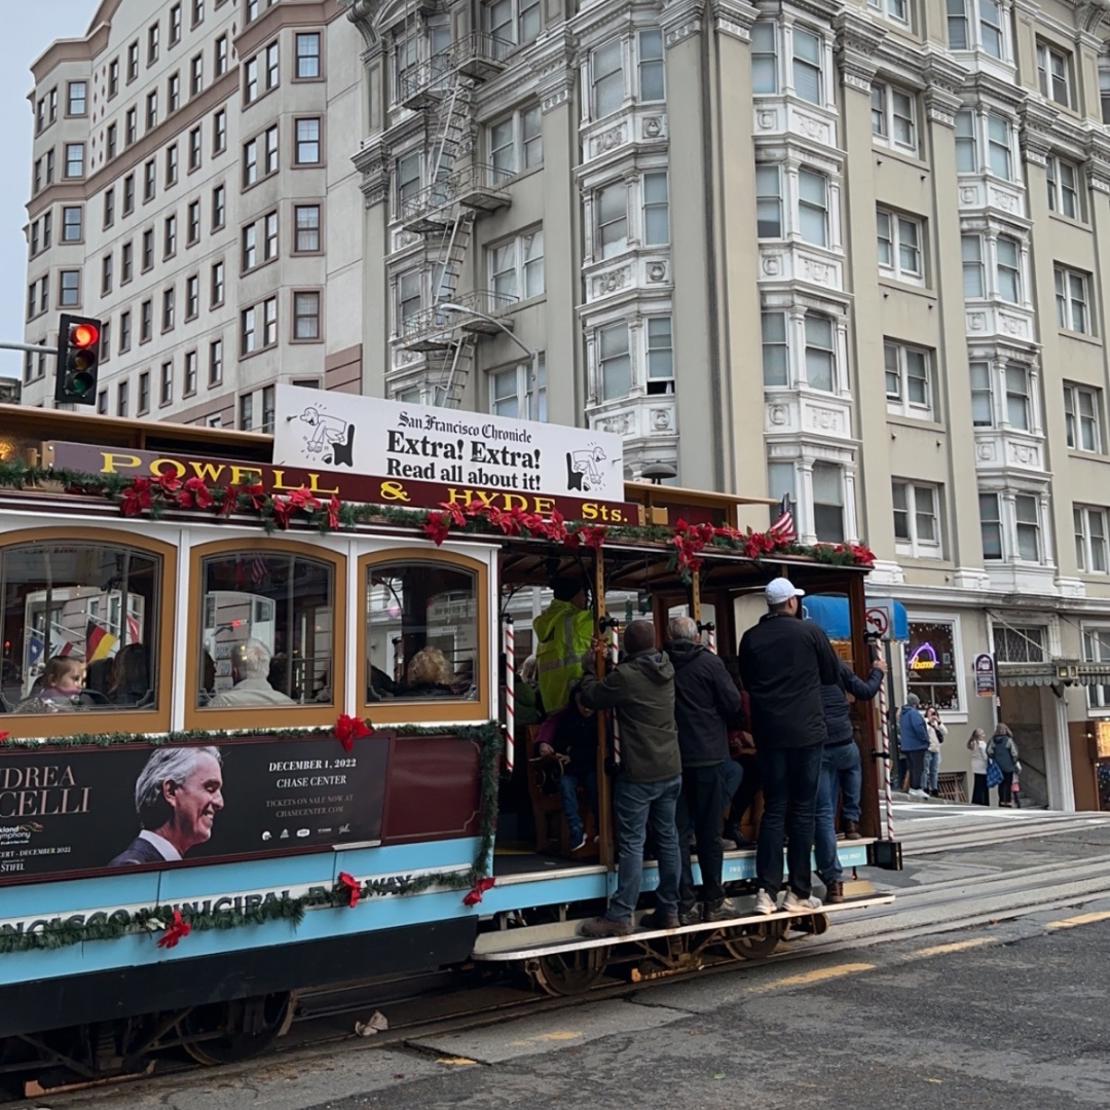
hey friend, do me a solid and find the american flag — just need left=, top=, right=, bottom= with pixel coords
left=768, top=493, right=797, bottom=544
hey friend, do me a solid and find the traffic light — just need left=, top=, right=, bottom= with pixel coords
left=54, top=314, right=101, bottom=405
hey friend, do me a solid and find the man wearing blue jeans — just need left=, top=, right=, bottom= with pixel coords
left=577, top=619, right=683, bottom=937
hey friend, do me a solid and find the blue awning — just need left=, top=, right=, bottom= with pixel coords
left=801, top=595, right=909, bottom=642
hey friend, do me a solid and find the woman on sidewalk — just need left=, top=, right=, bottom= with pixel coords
left=988, top=723, right=1020, bottom=807
left=967, top=728, right=989, bottom=805
left=924, top=705, right=947, bottom=796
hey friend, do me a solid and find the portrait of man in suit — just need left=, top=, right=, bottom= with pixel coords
left=110, top=746, right=224, bottom=866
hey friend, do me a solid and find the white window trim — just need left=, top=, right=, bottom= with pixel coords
left=893, top=479, right=943, bottom=559
left=1074, top=505, right=1110, bottom=575
left=488, top=354, right=547, bottom=421
left=1081, top=623, right=1110, bottom=714
left=1063, top=382, right=1103, bottom=453
left=877, top=207, right=925, bottom=286
left=1046, top=153, right=1083, bottom=222
left=487, top=227, right=544, bottom=302
left=1055, top=265, right=1094, bottom=336
left=1037, top=39, right=1074, bottom=109
left=871, top=80, right=918, bottom=154
left=884, top=340, right=933, bottom=419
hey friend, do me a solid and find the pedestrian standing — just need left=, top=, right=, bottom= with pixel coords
left=899, top=694, right=930, bottom=798
left=988, top=723, right=1020, bottom=807
left=738, top=577, right=841, bottom=914
left=578, top=620, right=683, bottom=936
left=923, top=705, right=947, bottom=796
left=967, top=728, right=989, bottom=805
left=665, top=616, right=744, bottom=924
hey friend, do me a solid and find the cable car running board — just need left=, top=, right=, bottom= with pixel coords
left=472, top=893, right=895, bottom=961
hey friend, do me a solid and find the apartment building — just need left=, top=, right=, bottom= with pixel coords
left=22, top=0, right=1110, bottom=808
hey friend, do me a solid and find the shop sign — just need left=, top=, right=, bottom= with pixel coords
left=1095, top=720, right=1110, bottom=761
left=974, top=653, right=997, bottom=699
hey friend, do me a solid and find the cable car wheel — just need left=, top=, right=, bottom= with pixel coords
left=176, top=992, right=292, bottom=1066
left=719, top=919, right=785, bottom=960
left=526, top=947, right=610, bottom=997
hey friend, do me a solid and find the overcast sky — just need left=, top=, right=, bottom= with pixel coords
left=1, top=2, right=101, bottom=384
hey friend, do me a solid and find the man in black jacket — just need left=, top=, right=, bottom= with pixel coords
left=739, top=577, right=841, bottom=914
left=666, top=616, right=744, bottom=924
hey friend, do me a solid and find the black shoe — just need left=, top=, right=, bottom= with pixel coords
left=703, top=898, right=739, bottom=923
left=579, top=916, right=633, bottom=938
left=678, top=905, right=702, bottom=927
left=641, top=910, right=680, bottom=931
left=844, top=820, right=861, bottom=841
left=825, top=881, right=845, bottom=904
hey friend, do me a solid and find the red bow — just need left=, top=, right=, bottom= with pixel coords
left=423, top=510, right=453, bottom=546
left=334, top=714, right=372, bottom=752
left=337, top=871, right=362, bottom=909
left=462, top=876, right=496, bottom=907
left=0, top=732, right=10, bottom=743
left=156, top=910, right=191, bottom=949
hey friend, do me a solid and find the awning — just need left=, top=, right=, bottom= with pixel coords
left=801, top=596, right=909, bottom=642
left=997, top=660, right=1110, bottom=687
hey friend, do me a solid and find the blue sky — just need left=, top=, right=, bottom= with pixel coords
left=2, top=2, right=101, bottom=384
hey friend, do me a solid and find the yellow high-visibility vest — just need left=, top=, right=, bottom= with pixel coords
left=534, top=600, right=593, bottom=714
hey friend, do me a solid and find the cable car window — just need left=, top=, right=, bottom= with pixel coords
left=0, top=541, right=160, bottom=714
left=197, top=551, right=334, bottom=708
left=366, top=562, right=478, bottom=702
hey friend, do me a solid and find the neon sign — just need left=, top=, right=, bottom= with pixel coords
left=907, top=642, right=939, bottom=671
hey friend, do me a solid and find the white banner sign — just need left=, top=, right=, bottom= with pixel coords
left=272, top=385, right=625, bottom=504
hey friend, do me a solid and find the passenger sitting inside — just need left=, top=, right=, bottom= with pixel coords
left=109, top=643, right=151, bottom=706
left=404, top=647, right=455, bottom=698
left=206, top=639, right=296, bottom=708
left=536, top=686, right=598, bottom=853
left=16, top=656, right=86, bottom=713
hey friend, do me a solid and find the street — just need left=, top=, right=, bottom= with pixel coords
left=45, top=804, right=1110, bottom=1110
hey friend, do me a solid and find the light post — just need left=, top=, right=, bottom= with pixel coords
left=437, top=301, right=538, bottom=414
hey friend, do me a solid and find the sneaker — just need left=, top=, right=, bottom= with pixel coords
left=783, top=890, right=823, bottom=913
left=844, top=820, right=862, bottom=841
left=569, top=833, right=588, bottom=852
left=641, top=910, right=680, bottom=931
left=908, top=788, right=929, bottom=799
left=754, top=890, right=777, bottom=915
left=824, top=881, right=845, bottom=904
left=719, top=836, right=738, bottom=851
left=579, top=916, right=633, bottom=938
left=678, top=905, right=702, bottom=927
left=703, top=898, right=740, bottom=923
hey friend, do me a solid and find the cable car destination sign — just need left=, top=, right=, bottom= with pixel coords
left=49, top=387, right=635, bottom=522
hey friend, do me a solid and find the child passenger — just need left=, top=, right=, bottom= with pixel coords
left=536, top=686, right=599, bottom=853
left=16, top=656, right=86, bottom=712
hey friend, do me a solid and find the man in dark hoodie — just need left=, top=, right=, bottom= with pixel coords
left=666, top=616, right=744, bottom=924
left=577, top=619, right=682, bottom=937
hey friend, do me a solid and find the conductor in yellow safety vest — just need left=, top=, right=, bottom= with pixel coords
left=534, top=578, right=594, bottom=715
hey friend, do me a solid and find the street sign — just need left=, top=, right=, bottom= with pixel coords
left=974, top=652, right=997, bottom=699
left=865, top=602, right=893, bottom=640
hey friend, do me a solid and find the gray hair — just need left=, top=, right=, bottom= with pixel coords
left=135, top=746, right=222, bottom=828
left=667, top=616, right=698, bottom=644
left=906, top=693, right=921, bottom=708
left=232, top=638, right=271, bottom=679
left=519, top=654, right=538, bottom=683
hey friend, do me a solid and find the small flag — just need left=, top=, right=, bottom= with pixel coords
left=27, top=631, right=44, bottom=665
left=86, top=621, right=118, bottom=663
left=126, top=615, right=142, bottom=644
left=768, top=493, right=797, bottom=544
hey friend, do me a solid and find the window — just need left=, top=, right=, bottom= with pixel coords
left=192, top=0, right=204, bottom=27
left=144, top=159, right=156, bottom=201
left=798, top=169, right=828, bottom=246
left=1064, top=383, right=1102, bottom=452
left=1004, top=364, right=1031, bottom=429
left=106, top=123, right=118, bottom=161
left=97, top=390, right=107, bottom=414
left=643, top=172, right=669, bottom=245
left=293, top=291, right=321, bottom=339
left=163, top=286, right=176, bottom=331
left=751, top=22, right=777, bottom=94
left=876, top=208, right=923, bottom=283
left=241, top=296, right=278, bottom=354
left=215, top=33, right=229, bottom=77
left=993, top=625, right=1046, bottom=664
left=599, top=322, right=631, bottom=400
left=262, top=386, right=275, bottom=433
left=869, top=0, right=909, bottom=21
left=168, top=72, right=181, bottom=113
left=893, top=480, right=942, bottom=555
left=0, top=540, right=163, bottom=717
left=812, top=462, right=844, bottom=542
left=61, top=206, right=81, bottom=241
left=103, top=187, right=115, bottom=229
left=189, top=126, right=202, bottom=171
left=871, top=81, right=917, bottom=152
left=1075, top=506, right=1109, bottom=573
left=592, top=39, right=623, bottom=118
left=196, top=551, right=336, bottom=712
left=1084, top=629, right=1110, bottom=709
left=489, top=228, right=544, bottom=299
left=170, top=2, right=182, bottom=45
left=804, top=314, right=836, bottom=391
left=64, top=143, right=85, bottom=178
left=186, top=199, right=201, bottom=246
left=1046, top=154, right=1080, bottom=220
left=761, top=311, right=788, bottom=386
left=117, top=379, right=129, bottom=417
left=120, top=174, right=134, bottom=217
left=996, top=236, right=1021, bottom=303
left=487, top=0, right=540, bottom=49
left=212, top=183, right=226, bottom=229
left=242, top=223, right=258, bottom=271
left=160, top=361, right=173, bottom=406
left=67, top=80, right=87, bottom=115
left=1055, top=266, right=1092, bottom=334
left=186, top=274, right=200, bottom=320
left=138, top=370, right=150, bottom=414
left=209, top=337, right=223, bottom=384
left=184, top=349, right=198, bottom=396
left=1037, top=40, right=1073, bottom=107
left=646, top=316, right=673, bottom=392
left=756, top=164, right=782, bottom=238
left=142, top=228, right=154, bottom=272
left=397, top=269, right=422, bottom=330
left=962, top=234, right=984, bottom=297
left=596, top=182, right=628, bottom=258
left=240, top=393, right=254, bottom=430
left=164, top=213, right=177, bottom=257
left=101, top=253, right=113, bottom=296
left=396, top=150, right=421, bottom=214
left=146, top=90, right=158, bottom=130
left=41, top=212, right=51, bottom=251
left=488, top=105, right=542, bottom=174
left=792, top=26, right=823, bottom=105
left=905, top=620, right=961, bottom=710
left=127, top=41, right=139, bottom=82
left=59, top=269, right=80, bottom=307
left=294, top=203, right=320, bottom=251
left=108, top=59, right=119, bottom=99
left=121, top=241, right=133, bottom=284
left=296, top=32, right=321, bottom=78
left=295, top=117, right=321, bottom=164
left=191, top=53, right=203, bottom=96
left=1015, top=494, right=1042, bottom=561
left=265, top=124, right=279, bottom=173
left=639, top=29, right=664, bottom=101
left=489, top=357, right=547, bottom=420
left=148, top=21, right=160, bottom=64
left=45, top=149, right=55, bottom=185
left=166, top=143, right=179, bottom=187
left=987, top=114, right=1012, bottom=179
left=140, top=299, right=153, bottom=342
left=99, top=321, right=111, bottom=363
left=211, top=259, right=225, bottom=307
left=213, top=108, right=227, bottom=154
left=884, top=340, right=932, bottom=416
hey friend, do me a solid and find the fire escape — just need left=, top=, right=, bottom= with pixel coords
left=395, top=32, right=516, bottom=407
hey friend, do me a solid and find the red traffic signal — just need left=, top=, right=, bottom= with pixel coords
left=71, top=322, right=100, bottom=350
left=54, top=314, right=103, bottom=406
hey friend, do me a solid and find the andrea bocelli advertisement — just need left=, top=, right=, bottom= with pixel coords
left=0, top=736, right=389, bottom=883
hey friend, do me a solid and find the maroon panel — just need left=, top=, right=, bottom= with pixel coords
left=380, top=735, right=482, bottom=844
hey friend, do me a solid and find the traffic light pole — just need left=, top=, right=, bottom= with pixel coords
left=0, top=341, right=59, bottom=355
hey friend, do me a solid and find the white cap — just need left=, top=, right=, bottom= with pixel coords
left=765, top=577, right=805, bottom=606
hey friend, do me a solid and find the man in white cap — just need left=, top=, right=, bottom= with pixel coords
left=739, top=577, right=841, bottom=914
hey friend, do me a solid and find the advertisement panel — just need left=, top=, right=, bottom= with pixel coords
left=0, top=735, right=389, bottom=884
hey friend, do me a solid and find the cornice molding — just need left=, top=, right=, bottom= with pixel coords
left=711, top=0, right=759, bottom=43
left=834, top=10, right=884, bottom=93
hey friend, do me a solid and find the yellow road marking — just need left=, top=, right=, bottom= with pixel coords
left=906, top=937, right=994, bottom=960
left=749, top=962, right=874, bottom=993
left=436, top=1057, right=477, bottom=1067
left=1045, top=909, right=1110, bottom=931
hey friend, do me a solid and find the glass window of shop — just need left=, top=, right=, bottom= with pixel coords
left=905, top=619, right=961, bottom=710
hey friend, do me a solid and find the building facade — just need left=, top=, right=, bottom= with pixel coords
left=22, top=0, right=1110, bottom=809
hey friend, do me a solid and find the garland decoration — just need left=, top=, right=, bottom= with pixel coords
left=155, top=910, right=192, bottom=950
